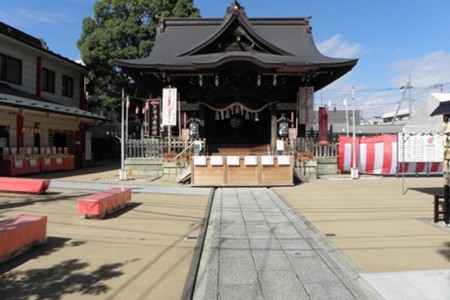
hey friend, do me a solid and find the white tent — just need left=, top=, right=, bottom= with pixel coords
left=402, top=93, right=450, bottom=134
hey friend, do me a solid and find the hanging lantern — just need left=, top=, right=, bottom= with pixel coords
left=225, top=110, right=231, bottom=119
left=135, top=107, right=139, bottom=114
left=215, top=111, right=220, bottom=120
left=234, top=105, right=240, bottom=114
left=189, top=120, right=200, bottom=138
left=245, top=111, right=250, bottom=120
left=254, top=112, right=259, bottom=122
left=221, top=111, right=224, bottom=120
left=278, top=120, right=289, bottom=137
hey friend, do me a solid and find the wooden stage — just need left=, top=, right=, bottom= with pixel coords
left=191, top=155, right=293, bottom=187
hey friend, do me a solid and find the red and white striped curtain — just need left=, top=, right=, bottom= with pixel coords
left=338, top=135, right=443, bottom=175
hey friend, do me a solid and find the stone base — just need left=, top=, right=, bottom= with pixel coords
left=316, top=157, right=338, bottom=176
left=162, top=160, right=188, bottom=181
left=125, top=158, right=163, bottom=177
left=295, top=159, right=317, bottom=180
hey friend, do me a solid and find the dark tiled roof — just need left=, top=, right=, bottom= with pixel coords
left=118, top=5, right=357, bottom=80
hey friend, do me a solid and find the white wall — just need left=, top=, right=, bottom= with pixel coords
left=0, top=34, right=85, bottom=108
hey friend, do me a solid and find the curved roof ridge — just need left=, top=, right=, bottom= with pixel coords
left=180, top=3, right=292, bottom=57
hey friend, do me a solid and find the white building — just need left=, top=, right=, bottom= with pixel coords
left=0, top=22, right=104, bottom=171
left=381, top=108, right=414, bottom=124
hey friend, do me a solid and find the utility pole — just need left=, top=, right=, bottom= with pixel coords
left=344, top=96, right=349, bottom=136
left=408, top=74, right=413, bottom=119
left=392, top=76, right=412, bottom=125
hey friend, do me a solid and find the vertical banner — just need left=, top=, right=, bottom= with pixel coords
left=318, top=107, right=328, bottom=145
left=150, top=100, right=160, bottom=137
left=289, top=127, right=298, bottom=149
left=162, top=87, right=177, bottom=126
left=299, top=87, right=314, bottom=130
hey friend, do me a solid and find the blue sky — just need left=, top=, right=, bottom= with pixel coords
left=1, top=0, right=450, bottom=119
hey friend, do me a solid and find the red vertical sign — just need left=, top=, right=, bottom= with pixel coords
left=318, top=107, right=328, bottom=145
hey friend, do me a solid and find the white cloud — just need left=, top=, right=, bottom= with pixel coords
left=18, top=9, right=75, bottom=24
left=316, top=34, right=363, bottom=58
left=316, top=36, right=450, bottom=118
left=391, top=51, right=450, bottom=88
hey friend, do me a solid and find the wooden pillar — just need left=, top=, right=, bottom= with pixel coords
left=16, top=112, right=24, bottom=148
left=270, top=104, right=277, bottom=154
left=75, top=122, right=84, bottom=168
left=444, top=115, right=450, bottom=224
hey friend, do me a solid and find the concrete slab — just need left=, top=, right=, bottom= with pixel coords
left=362, top=269, right=450, bottom=300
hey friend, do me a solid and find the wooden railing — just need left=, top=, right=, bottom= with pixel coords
left=126, top=138, right=205, bottom=158
left=126, top=137, right=337, bottom=159
left=282, top=137, right=338, bottom=158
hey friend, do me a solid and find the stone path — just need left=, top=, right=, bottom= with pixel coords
left=193, top=187, right=375, bottom=300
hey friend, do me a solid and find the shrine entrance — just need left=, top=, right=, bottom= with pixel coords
left=203, top=105, right=271, bottom=151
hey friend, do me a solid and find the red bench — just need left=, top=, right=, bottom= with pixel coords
left=0, top=177, right=51, bottom=194
left=0, top=215, right=47, bottom=263
left=77, top=187, right=132, bottom=218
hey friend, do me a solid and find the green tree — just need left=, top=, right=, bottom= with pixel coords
left=78, top=0, right=200, bottom=117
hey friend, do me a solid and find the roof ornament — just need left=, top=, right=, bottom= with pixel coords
left=227, top=1, right=245, bottom=14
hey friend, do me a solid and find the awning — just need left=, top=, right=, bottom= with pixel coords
left=0, top=92, right=105, bottom=123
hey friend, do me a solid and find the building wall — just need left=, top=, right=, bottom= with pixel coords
left=0, top=34, right=83, bottom=108
left=0, top=25, right=88, bottom=162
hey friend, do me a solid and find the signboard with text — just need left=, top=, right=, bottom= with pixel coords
left=398, top=134, right=444, bottom=162
left=318, top=107, right=328, bottom=145
left=162, top=87, right=177, bottom=126
left=299, top=86, right=314, bottom=129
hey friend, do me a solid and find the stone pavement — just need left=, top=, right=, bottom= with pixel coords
left=193, top=187, right=376, bottom=300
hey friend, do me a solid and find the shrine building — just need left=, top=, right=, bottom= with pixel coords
left=118, top=1, right=357, bottom=152
left=118, top=2, right=357, bottom=186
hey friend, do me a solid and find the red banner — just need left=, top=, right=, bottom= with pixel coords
left=318, top=107, right=328, bottom=145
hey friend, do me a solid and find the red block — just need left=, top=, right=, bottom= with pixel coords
left=0, top=215, right=47, bottom=259
left=0, top=177, right=50, bottom=193
left=78, top=188, right=132, bottom=217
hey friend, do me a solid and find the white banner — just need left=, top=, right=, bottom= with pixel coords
left=299, top=87, right=314, bottom=129
left=162, top=88, right=177, bottom=126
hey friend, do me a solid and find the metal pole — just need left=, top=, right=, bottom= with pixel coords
left=351, top=87, right=358, bottom=179
left=119, top=88, right=127, bottom=180
left=125, top=95, right=129, bottom=155
left=402, top=133, right=405, bottom=195
left=344, top=96, right=349, bottom=136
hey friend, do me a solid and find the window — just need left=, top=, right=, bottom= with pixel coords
left=0, top=53, right=22, bottom=84
left=62, top=75, right=74, bottom=97
left=41, top=68, right=55, bottom=93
